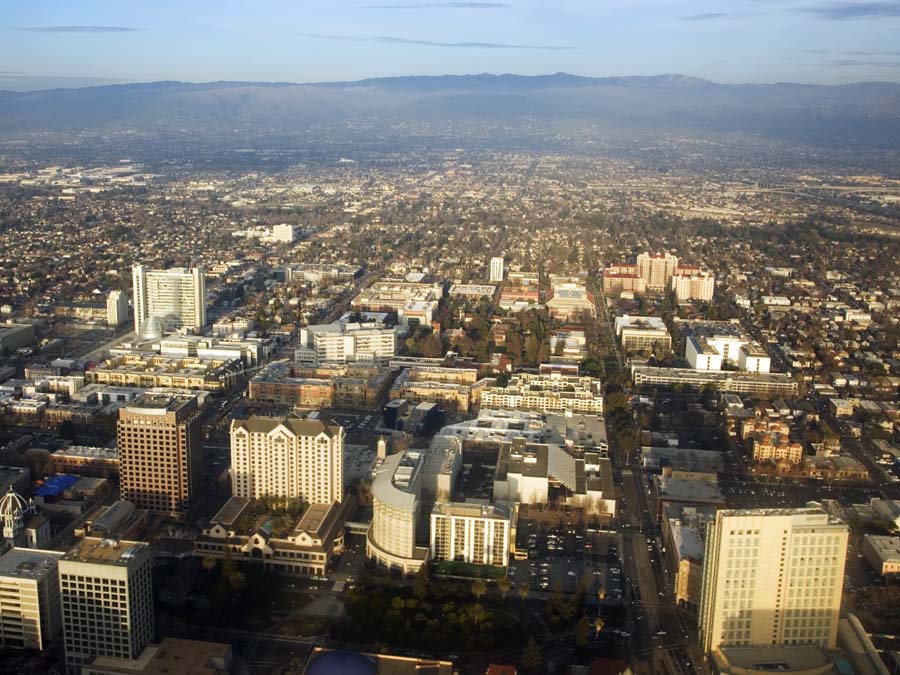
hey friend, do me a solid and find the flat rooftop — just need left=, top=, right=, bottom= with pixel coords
left=62, top=537, right=148, bottom=565
left=0, top=548, right=63, bottom=580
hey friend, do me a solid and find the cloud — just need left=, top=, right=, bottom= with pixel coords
left=360, top=2, right=507, bottom=8
left=20, top=25, right=140, bottom=33
left=831, top=58, right=900, bottom=66
left=303, top=33, right=573, bottom=49
left=799, top=1, right=900, bottom=20
left=680, top=12, right=729, bottom=21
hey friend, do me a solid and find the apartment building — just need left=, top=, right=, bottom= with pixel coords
left=296, top=322, right=396, bottom=365
left=481, top=372, right=604, bottom=416
left=131, top=265, right=206, bottom=334
left=430, top=501, right=512, bottom=567
left=614, top=315, right=672, bottom=353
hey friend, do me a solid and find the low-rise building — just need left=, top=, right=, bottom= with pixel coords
left=82, top=637, right=233, bottom=675
left=615, top=315, right=672, bottom=353
left=862, top=535, right=900, bottom=576
left=481, top=372, right=603, bottom=415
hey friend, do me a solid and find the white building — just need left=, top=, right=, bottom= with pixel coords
left=686, top=336, right=724, bottom=371
left=481, top=372, right=604, bottom=415
left=430, top=501, right=513, bottom=567
left=0, top=548, right=63, bottom=651
left=615, top=315, right=672, bottom=352
left=862, top=535, right=900, bottom=576
left=296, top=322, right=396, bottom=366
left=230, top=417, right=344, bottom=505
left=106, top=290, right=128, bottom=328
left=671, top=270, right=715, bottom=302
left=367, top=450, right=429, bottom=574
left=59, top=538, right=154, bottom=673
left=636, top=252, right=679, bottom=291
left=131, top=265, right=206, bottom=335
left=489, top=256, right=505, bottom=283
left=397, top=300, right=438, bottom=328
left=698, top=508, right=848, bottom=657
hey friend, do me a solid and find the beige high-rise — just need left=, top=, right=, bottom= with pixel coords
left=0, top=548, right=63, bottom=651
left=59, top=538, right=154, bottom=674
left=699, top=508, right=848, bottom=657
left=132, top=265, right=206, bottom=335
left=230, top=417, right=344, bottom=504
left=117, top=395, right=202, bottom=520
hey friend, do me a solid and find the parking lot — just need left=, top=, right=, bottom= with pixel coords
left=321, top=409, right=381, bottom=445
left=719, top=475, right=881, bottom=509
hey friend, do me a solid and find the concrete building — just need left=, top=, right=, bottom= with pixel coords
left=106, top=290, right=128, bottom=328
left=367, top=450, right=430, bottom=574
left=296, top=322, right=396, bottom=366
left=430, top=500, right=513, bottom=567
left=671, top=269, right=715, bottom=302
left=449, top=284, right=496, bottom=299
left=59, top=538, right=154, bottom=674
left=117, top=395, right=202, bottom=520
left=481, top=372, right=603, bottom=416
left=131, top=265, right=206, bottom=335
left=698, top=508, right=848, bottom=658
left=615, top=315, right=672, bottom=353
left=81, top=637, right=233, bottom=675
left=546, top=282, right=595, bottom=321
left=195, top=497, right=351, bottom=577
left=630, top=366, right=799, bottom=398
left=489, top=256, right=504, bottom=283
left=229, top=417, right=344, bottom=505
left=351, top=280, right=443, bottom=314
left=0, top=323, right=35, bottom=353
left=686, top=336, right=724, bottom=371
left=637, top=252, right=680, bottom=291
left=861, top=535, right=900, bottom=576
left=661, top=503, right=716, bottom=609
left=87, top=354, right=244, bottom=393
left=0, top=548, right=63, bottom=651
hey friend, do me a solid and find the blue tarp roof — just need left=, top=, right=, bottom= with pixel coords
left=34, top=474, right=79, bottom=497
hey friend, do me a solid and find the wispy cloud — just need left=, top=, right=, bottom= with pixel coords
left=20, top=25, right=140, bottom=33
left=799, top=1, right=900, bottom=20
left=359, top=2, right=507, bottom=8
left=831, top=58, right=900, bottom=66
left=680, top=12, right=729, bottom=21
left=303, top=33, right=573, bottom=49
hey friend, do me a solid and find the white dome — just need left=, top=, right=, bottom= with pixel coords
left=0, top=488, right=27, bottom=520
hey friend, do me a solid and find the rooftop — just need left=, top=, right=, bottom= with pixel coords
left=62, top=537, right=148, bottom=566
left=0, top=548, right=63, bottom=580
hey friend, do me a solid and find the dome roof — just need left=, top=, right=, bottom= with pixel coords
left=0, top=487, right=27, bottom=519
left=306, top=651, right=377, bottom=675
left=140, top=315, right=166, bottom=341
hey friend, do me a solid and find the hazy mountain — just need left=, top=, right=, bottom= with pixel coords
left=1, top=73, right=899, bottom=150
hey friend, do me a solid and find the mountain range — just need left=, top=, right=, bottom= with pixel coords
left=2, top=73, right=900, bottom=150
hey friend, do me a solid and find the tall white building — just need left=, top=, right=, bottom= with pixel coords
left=636, top=252, right=679, bottom=291
left=230, top=417, right=344, bottom=504
left=671, top=270, right=715, bottom=302
left=0, top=548, right=63, bottom=651
left=59, top=538, right=154, bottom=674
left=131, top=265, right=206, bottom=335
left=430, top=501, right=512, bottom=567
left=296, top=322, right=396, bottom=366
left=106, top=290, right=128, bottom=327
left=698, top=508, right=848, bottom=658
left=489, top=256, right=505, bottom=283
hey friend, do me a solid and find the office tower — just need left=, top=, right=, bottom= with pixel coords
left=230, top=417, right=344, bottom=504
left=489, top=256, right=505, bottom=283
left=106, top=290, right=128, bottom=327
left=698, top=508, right=848, bottom=657
left=0, top=548, right=64, bottom=651
left=367, top=450, right=426, bottom=574
left=117, top=395, right=202, bottom=520
left=430, top=501, right=512, bottom=567
left=636, top=252, right=679, bottom=291
left=131, top=265, right=206, bottom=335
left=59, top=538, right=153, bottom=673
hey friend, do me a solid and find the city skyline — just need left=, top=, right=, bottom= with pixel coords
left=3, top=0, right=900, bottom=91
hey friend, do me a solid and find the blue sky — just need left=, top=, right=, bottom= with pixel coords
left=2, top=0, right=900, bottom=90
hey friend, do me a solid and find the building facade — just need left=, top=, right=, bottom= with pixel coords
left=106, top=290, right=128, bottom=327
left=131, top=265, right=206, bottom=335
left=489, top=256, right=504, bottom=283
left=698, top=508, right=848, bottom=657
left=59, top=538, right=154, bottom=674
left=117, top=395, right=202, bottom=520
left=430, top=501, right=512, bottom=567
left=230, top=417, right=344, bottom=504
left=0, top=548, right=63, bottom=651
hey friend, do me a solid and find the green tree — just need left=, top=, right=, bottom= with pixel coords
left=228, top=570, right=246, bottom=593
left=521, top=636, right=544, bottom=673
left=575, top=615, right=590, bottom=649
left=472, top=579, right=487, bottom=604
left=497, top=575, right=512, bottom=601
left=413, top=563, right=429, bottom=602
left=517, top=583, right=529, bottom=605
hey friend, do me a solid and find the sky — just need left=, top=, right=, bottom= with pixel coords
left=2, top=0, right=900, bottom=90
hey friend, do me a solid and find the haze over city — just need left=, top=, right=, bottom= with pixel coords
left=0, top=2, right=899, bottom=675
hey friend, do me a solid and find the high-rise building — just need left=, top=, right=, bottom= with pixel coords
left=0, top=548, right=64, bottom=651
left=230, top=417, right=344, bottom=504
left=636, top=252, right=679, bottom=291
left=106, top=290, right=128, bottom=327
left=117, top=395, right=202, bottom=520
left=698, top=508, right=848, bottom=658
left=430, top=501, right=512, bottom=567
left=131, top=265, right=206, bottom=335
left=59, top=538, right=154, bottom=674
left=489, top=256, right=505, bottom=283
left=671, top=269, right=715, bottom=302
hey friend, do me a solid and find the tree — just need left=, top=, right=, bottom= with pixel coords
left=575, top=615, right=590, bottom=649
left=413, top=563, right=429, bottom=601
left=517, top=583, right=529, bottom=605
left=201, top=557, right=217, bottom=573
left=497, top=575, right=512, bottom=601
left=421, top=332, right=445, bottom=359
left=472, top=579, right=487, bottom=604
left=521, top=636, right=544, bottom=673
left=228, top=569, right=246, bottom=593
